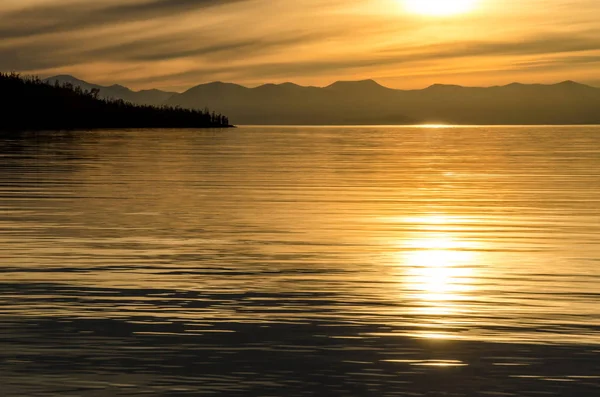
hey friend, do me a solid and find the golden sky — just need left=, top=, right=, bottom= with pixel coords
left=1, top=0, right=599, bottom=91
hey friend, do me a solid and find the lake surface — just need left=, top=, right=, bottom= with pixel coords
left=1, top=126, right=599, bottom=396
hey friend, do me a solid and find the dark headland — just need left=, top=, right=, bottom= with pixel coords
left=0, top=73, right=233, bottom=131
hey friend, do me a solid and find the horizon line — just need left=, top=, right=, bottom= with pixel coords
left=237, top=124, right=600, bottom=127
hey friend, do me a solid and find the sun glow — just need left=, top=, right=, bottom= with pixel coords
left=399, top=235, right=477, bottom=339
left=404, top=0, right=478, bottom=16
left=405, top=236, right=475, bottom=303
left=390, top=214, right=482, bottom=340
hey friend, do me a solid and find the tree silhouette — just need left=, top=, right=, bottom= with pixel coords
left=0, top=73, right=232, bottom=131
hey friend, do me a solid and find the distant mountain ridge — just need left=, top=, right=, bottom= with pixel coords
left=44, top=75, right=176, bottom=106
left=45, top=75, right=600, bottom=125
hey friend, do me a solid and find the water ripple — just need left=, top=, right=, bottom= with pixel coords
left=1, top=126, right=599, bottom=396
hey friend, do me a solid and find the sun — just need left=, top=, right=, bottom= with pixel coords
left=404, top=0, right=478, bottom=16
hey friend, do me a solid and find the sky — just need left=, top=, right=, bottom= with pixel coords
left=1, top=0, right=600, bottom=91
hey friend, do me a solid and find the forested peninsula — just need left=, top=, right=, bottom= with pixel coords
left=0, top=73, right=232, bottom=131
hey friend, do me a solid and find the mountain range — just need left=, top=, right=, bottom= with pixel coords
left=45, top=75, right=600, bottom=125
left=44, top=75, right=176, bottom=106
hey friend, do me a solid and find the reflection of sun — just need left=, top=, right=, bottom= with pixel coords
left=394, top=216, right=480, bottom=339
left=407, top=246, right=474, bottom=303
left=405, top=236, right=475, bottom=303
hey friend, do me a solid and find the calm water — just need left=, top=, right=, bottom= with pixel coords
left=1, top=126, right=599, bottom=396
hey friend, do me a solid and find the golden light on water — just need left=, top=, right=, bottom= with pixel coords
left=415, top=124, right=455, bottom=129
left=406, top=235, right=475, bottom=300
left=404, top=0, right=479, bottom=16
left=398, top=215, right=479, bottom=339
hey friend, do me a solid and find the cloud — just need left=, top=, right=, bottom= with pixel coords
left=119, top=32, right=600, bottom=85
left=0, top=0, right=248, bottom=39
left=1, top=0, right=600, bottom=89
left=85, top=30, right=341, bottom=63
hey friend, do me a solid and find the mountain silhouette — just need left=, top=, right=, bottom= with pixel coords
left=325, top=79, right=390, bottom=92
left=44, top=75, right=176, bottom=106
left=46, top=75, right=600, bottom=125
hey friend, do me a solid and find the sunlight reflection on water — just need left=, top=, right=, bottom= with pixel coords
left=0, top=126, right=599, bottom=396
left=395, top=215, right=478, bottom=340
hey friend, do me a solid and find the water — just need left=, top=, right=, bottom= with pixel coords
left=1, top=126, right=599, bottom=396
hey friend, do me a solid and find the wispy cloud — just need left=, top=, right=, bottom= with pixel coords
left=1, top=0, right=599, bottom=90
left=0, top=0, right=247, bottom=39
